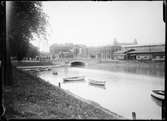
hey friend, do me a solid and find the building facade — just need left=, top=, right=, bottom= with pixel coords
left=113, top=44, right=165, bottom=61
left=99, top=46, right=121, bottom=61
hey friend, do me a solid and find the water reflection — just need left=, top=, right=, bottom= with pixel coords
left=151, top=96, right=162, bottom=107
left=85, top=62, right=164, bottom=78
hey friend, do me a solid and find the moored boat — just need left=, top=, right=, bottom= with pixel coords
left=88, top=79, right=105, bottom=86
left=151, top=90, right=165, bottom=101
left=39, top=67, right=51, bottom=71
left=48, top=68, right=51, bottom=71
left=53, top=72, right=58, bottom=75
left=63, top=76, right=85, bottom=82
left=39, top=68, right=46, bottom=71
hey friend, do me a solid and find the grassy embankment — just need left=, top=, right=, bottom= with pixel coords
left=3, top=66, right=123, bottom=119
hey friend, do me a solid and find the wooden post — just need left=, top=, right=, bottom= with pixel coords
left=132, top=112, right=136, bottom=120
left=162, top=100, right=166, bottom=120
left=58, top=82, right=61, bottom=88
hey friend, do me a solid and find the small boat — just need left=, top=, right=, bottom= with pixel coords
left=88, top=79, right=105, bottom=86
left=63, top=76, right=85, bottom=82
left=48, top=68, right=51, bottom=71
left=23, top=68, right=36, bottom=71
left=39, top=67, right=51, bottom=71
left=39, top=68, right=46, bottom=71
left=151, top=90, right=165, bottom=101
left=44, top=68, right=51, bottom=71
left=53, top=72, right=58, bottom=75
left=34, top=69, right=40, bottom=72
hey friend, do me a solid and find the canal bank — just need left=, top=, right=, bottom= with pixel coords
left=3, top=67, right=124, bottom=119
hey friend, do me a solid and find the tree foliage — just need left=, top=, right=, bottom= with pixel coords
left=26, top=43, right=39, bottom=58
left=8, top=1, right=48, bottom=60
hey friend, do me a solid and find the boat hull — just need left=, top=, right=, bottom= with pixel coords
left=53, top=72, right=58, bottom=75
left=89, top=82, right=105, bottom=86
left=151, top=90, right=165, bottom=101
left=63, top=76, right=85, bottom=82
left=88, top=79, right=105, bottom=86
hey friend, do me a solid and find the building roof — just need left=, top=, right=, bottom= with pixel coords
left=113, top=45, right=165, bottom=54
left=113, top=49, right=129, bottom=54
left=128, top=47, right=165, bottom=54
left=113, top=48, right=135, bottom=54
left=122, top=44, right=165, bottom=48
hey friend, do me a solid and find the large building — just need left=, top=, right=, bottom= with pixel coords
left=113, top=44, right=165, bottom=61
left=99, top=39, right=137, bottom=61
left=98, top=46, right=121, bottom=61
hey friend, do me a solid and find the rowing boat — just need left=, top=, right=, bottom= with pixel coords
left=63, top=76, right=85, bottom=82
left=151, top=90, right=165, bottom=101
left=88, top=79, right=105, bottom=86
left=53, top=72, right=58, bottom=75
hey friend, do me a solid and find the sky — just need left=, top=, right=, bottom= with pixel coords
left=31, top=1, right=165, bottom=52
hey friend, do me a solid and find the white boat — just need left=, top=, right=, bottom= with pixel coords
left=27, top=68, right=40, bottom=72
left=23, top=68, right=36, bottom=71
left=42, top=68, right=51, bottom=71
left=151, top=90, right=165, bottom=101
left=35, top=69, right=40, bottom=72
left=63, top=76, right=85, bottom=82
left=88, top=79, right=106, bottom=86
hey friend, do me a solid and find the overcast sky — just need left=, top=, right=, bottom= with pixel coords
left=31, top=1, right=165, bottom=52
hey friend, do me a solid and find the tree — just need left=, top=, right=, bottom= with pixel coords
left=5, top=1, right=48, bottom=85
left=8, top=1, right=48, bottom=60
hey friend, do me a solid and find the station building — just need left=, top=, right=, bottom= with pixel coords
left=113, top=44, right=165, bottom=61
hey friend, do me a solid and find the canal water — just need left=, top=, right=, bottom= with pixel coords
left=38, top=66, right=164, bottom=119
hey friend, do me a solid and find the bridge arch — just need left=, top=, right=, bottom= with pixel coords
left=70, top=60, right=86, bottom=67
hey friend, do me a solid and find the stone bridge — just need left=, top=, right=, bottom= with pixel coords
left=69, top=59, right=88, bottom=66
left=52, top=58, right=99, bottom=66
left=65, top=58, right=90, bottom=66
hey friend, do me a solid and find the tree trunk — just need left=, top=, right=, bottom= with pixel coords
left=3, top=1, right=13, bottom=86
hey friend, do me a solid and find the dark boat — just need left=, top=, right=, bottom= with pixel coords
left=53, top=72, right=58, bottom=75
left=151, top=90, right=165, bottom=101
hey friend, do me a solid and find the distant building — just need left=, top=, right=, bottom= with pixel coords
left=99, top=46, right=121, bottom=61
left=72, top=47, right=80, bottom=57
left=79, top=47, right=89, bottom=58
left=113, top=49, right=134, bottom=60
left=113, top=44, right=165, bottom=61
left=87, top=47, right=100, bottom=59
left=128, top=45, right=165, bottom=61
left=59, top=51, right=74, bottom=59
